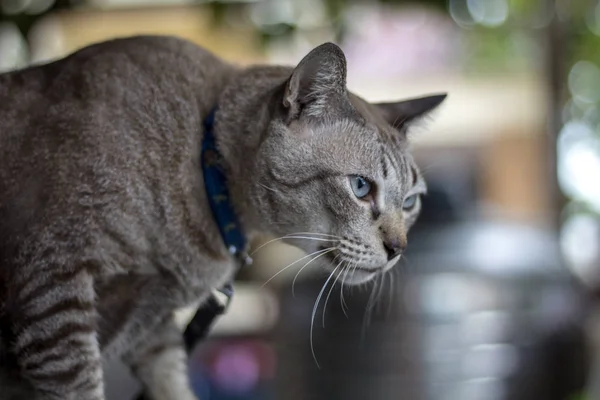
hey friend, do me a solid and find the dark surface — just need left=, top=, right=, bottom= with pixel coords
left=273, top=220, right=588, bottom=400
left=270, top=180, right=588, bottom=400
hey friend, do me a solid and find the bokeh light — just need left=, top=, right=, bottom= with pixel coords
left=466, top=0, right=509, bottom=27
left=558, top=121, right=600, bottom=211
left=0, top=21, right=28, bottom=72
left=568, top=60, right=600, bottom=104
left=561, top=212, right=600, bottom=286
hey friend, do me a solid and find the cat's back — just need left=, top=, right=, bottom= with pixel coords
left=0, top=35, right=230, bottom=136
left=4, top=34, right=232, bottom=133
left=0, top=35, right=234, bottom=254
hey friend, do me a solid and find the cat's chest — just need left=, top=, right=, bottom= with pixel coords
left=98, top=231, right=234, bottom=287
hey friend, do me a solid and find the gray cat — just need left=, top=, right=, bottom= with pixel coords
left=0, top=35, right=446, bottom=400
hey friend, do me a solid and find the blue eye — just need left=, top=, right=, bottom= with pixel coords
left=349, top=176, right=371, bottom=199
left=403, top=194, right=418, bottom=210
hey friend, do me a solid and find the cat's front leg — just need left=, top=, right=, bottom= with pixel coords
left=123, top=316, right=199, bottom=400
left=10, top=268, right=105, bottom=400
left=97, top=272, right=210, bottom=358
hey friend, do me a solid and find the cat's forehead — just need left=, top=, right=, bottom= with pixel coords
left=305, top=117, right=414, bottom=183
left=290, top=93, right=415, bottom=177
left=311, top=118, right=380, bottom=160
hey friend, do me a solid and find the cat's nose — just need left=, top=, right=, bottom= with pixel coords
left=383, top=237, right=406, bottom=261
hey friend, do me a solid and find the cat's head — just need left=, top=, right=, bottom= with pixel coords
left=254, top=43, right=446, bottom=285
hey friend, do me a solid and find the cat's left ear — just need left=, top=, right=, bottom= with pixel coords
left=375, top=94, right=447, bottom=130
left=284, top=42, right=350, bottom=120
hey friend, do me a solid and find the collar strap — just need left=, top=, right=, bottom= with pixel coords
left=201, top=107, right=251, bottom=265
left=186, top=108, right=252, bottom=340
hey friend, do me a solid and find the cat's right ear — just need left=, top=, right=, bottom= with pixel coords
left=283, top=42, right=348, bottom=121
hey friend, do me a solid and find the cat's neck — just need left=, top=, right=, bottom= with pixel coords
left=212, top=65, right=292, bottom=240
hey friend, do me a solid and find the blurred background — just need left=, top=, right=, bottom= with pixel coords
left=3, top=0, right=600, bottom=399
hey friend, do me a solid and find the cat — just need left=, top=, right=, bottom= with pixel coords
left=0, top=35, right=446, bottom=400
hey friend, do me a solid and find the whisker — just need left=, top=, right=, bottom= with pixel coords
left=310, top=263, right=341, bottom=369
left=386, top=269, right=396, bottom=318
left=259, top=183, right=279, bottom=193
left=399, top=254, right=415, bottom=276
left=361, top=277, right=380, bottom=344
left=350, top=261, right=359, bottom=284
left=322, top=259, right=344, bottom=327
left=283, top=236, right=339, bottom=242
left=340, top=262, right=350, bottom=318
left=292, top=248, right=337, bottom=297
left=261, top=247, right=334, bottom=288
left=418, top=159, right=448, bottom=177
left=293, top=232, right=342, bottom=239
left=369, top=274, right=381, bottom=313
left=251, top=234, right=338, bottom=256
left=251, top=236, right=300, bottom=255
left=376, top=271, right=386, bottom=314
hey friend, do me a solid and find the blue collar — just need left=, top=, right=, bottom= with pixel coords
left=201, top=107, right=251, bottom=267
left=174, top=107, right=249, bottom=351
left=174, top=107, right=250, bottom=348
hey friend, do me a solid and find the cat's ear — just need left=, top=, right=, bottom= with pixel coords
left=375, top=94, right=447, bottom=129
left=283, top=42, right=348, bottom=120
